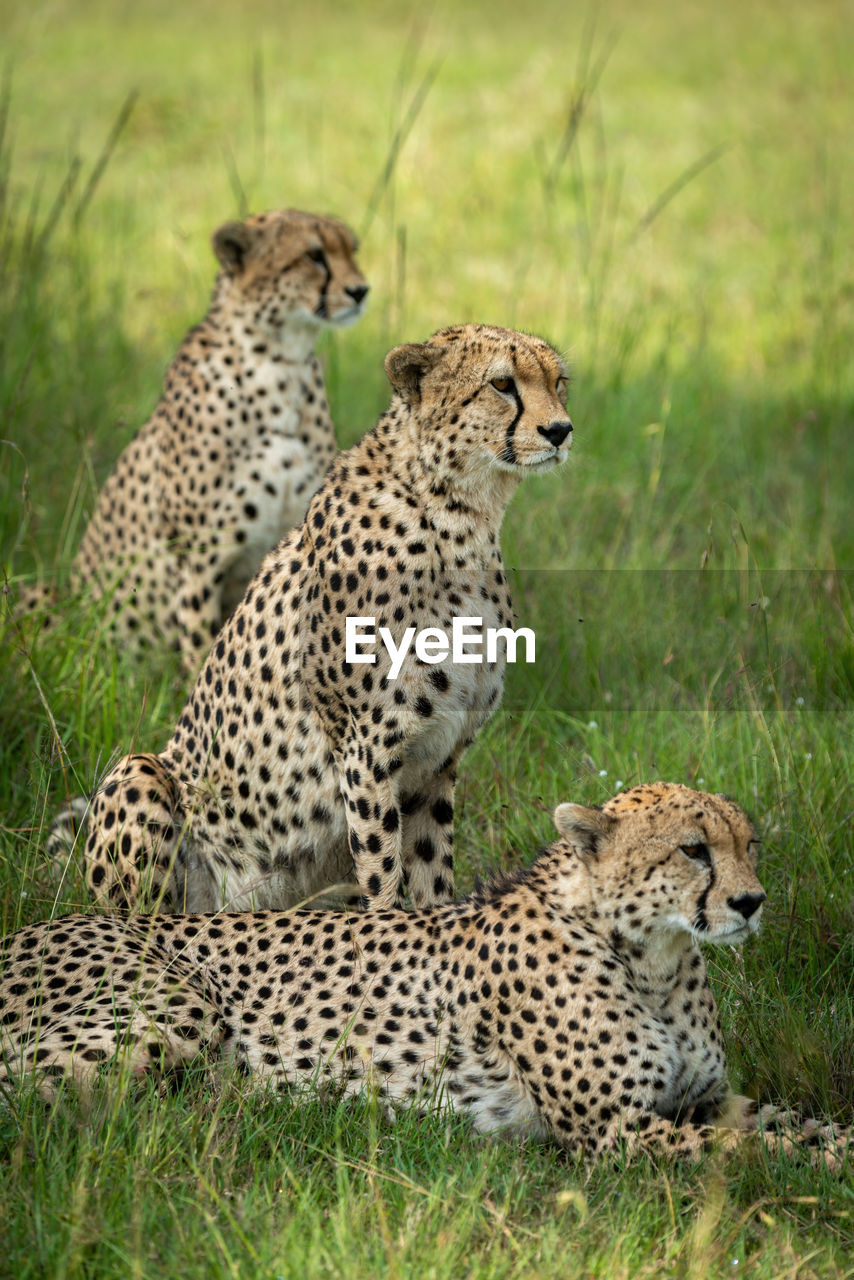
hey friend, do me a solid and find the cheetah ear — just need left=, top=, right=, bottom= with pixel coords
left=384, top=343, right=446, bottom=405
left=212, top=221, right=255, bottom=274
left=554, top=803, right=615, bottom=860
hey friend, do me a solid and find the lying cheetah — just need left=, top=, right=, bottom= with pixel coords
left=3, top=785, right=846, bottom=1164
left=17, top=208, right=368, bottom=671
left=57, top=324, right=573, bottom=912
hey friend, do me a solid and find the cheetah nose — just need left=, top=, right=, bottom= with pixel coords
left=538, top=420, right=573, bottom=448
left=727, top=891, right=766, bottom=920
left=346, top=284, right=370, bottom=304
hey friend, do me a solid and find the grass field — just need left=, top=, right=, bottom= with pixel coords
left=1, top=0, right=853, bottom=1275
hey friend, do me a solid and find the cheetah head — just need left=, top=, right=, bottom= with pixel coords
left=384, top=324, right=572, bottom=489
left=212, top=208, right=368, bottom=340
left=554, top=782, right=765, bottom=948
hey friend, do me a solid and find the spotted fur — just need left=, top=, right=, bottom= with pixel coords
left=16, top=208, right=368, bottom=671
left=5, top=785, right=845, bottom=1164
left=52, top=324, right=573, bottom=913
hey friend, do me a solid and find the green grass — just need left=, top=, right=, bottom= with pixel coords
left=1, top=0, right=853, bottom=1275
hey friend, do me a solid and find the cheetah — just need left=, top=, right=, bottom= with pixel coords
left=55, top=324, right=573, bottom=913
left=3, top=784, right=847, bottom=1165
left=16, top=208, right=368, bottom=672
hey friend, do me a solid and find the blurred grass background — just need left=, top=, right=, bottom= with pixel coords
left=0, top=0, right=852, bottom=1276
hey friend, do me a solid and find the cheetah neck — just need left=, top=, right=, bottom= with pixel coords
left=421, top=482, right=510, bottom=554
left=416, top=453, right=520, bottom=529
left=207, top=289, right=322, bottom=364
left=527, top=845, right=699, bottom=996
left=369, top=410, right=520, bottom=531
left=360, top=417, right=513, bottom=555
left=620, top=932, right=697, bottom=997
left=408, top=448, right=519, bottom=546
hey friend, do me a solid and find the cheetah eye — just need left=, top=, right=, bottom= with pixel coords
left=556, top=376, right=568, bottom=401
left=491, top=377, right=515, bottom=395
left=680, top=842, right=712, bottom=868
left=306, top=247, right=327, bottom=265
left=747, top=839, right=761, bottom=865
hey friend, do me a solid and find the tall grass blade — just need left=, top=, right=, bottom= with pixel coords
left=0, top=60, right=12, bottom=224
left=223, top=142, right=249, bottom=218
left=32, top=154, right=81, bottom=258
left=73, top=89, right=138, bottom=227
left=543, top=12, right=617, bottom=198
left=252, top=48, right=265, bottom=177
left=362, top=55, right=442, bottom=237
left=629, top=142, right=731, bottom=240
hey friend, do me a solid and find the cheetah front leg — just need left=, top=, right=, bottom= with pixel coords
left=729, top=1107, right=851, bottom=1171
left=336, top=737, right=405, bottom=910
left=175, top=555, right=227, bottom=674
left=551, top=1105, right=850, bottom=1169
left=684, top=1093, right=850, bottom=1169
left=399, top=753, right=460, bottom=906
left=83, top=754, right=185, bottom=910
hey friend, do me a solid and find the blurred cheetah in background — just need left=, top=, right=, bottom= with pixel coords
left=16, top=207, right=368, bottom=672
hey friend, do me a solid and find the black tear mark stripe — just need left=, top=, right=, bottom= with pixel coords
left=502, top=385, right=524, bottom=465
left=314, top=240, right=332, bottom=317
left=693, top=823, right=714, bottom=932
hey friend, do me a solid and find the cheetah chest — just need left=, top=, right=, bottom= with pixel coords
left=634, top=969, right=727, bottom=1115
left=394, top=589, right=511, bottom=777
left=218, top=365, right=327, bottom=599
left=232, top=429, right=312, bottom=538
left=403, top=660, right=503, bottom=770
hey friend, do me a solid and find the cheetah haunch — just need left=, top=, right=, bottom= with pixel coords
left=17, top=208, right=368, bottom=671
left=57, top=324, right=572, bottom=912
left=5, top=785, right=844, bottom=1164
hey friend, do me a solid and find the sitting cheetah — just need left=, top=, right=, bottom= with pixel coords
left=56, top=324, right=573, bottom=913
left=2, top=785, right=846, bottom=1164
left=17, top=208, right=368, bottom=672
